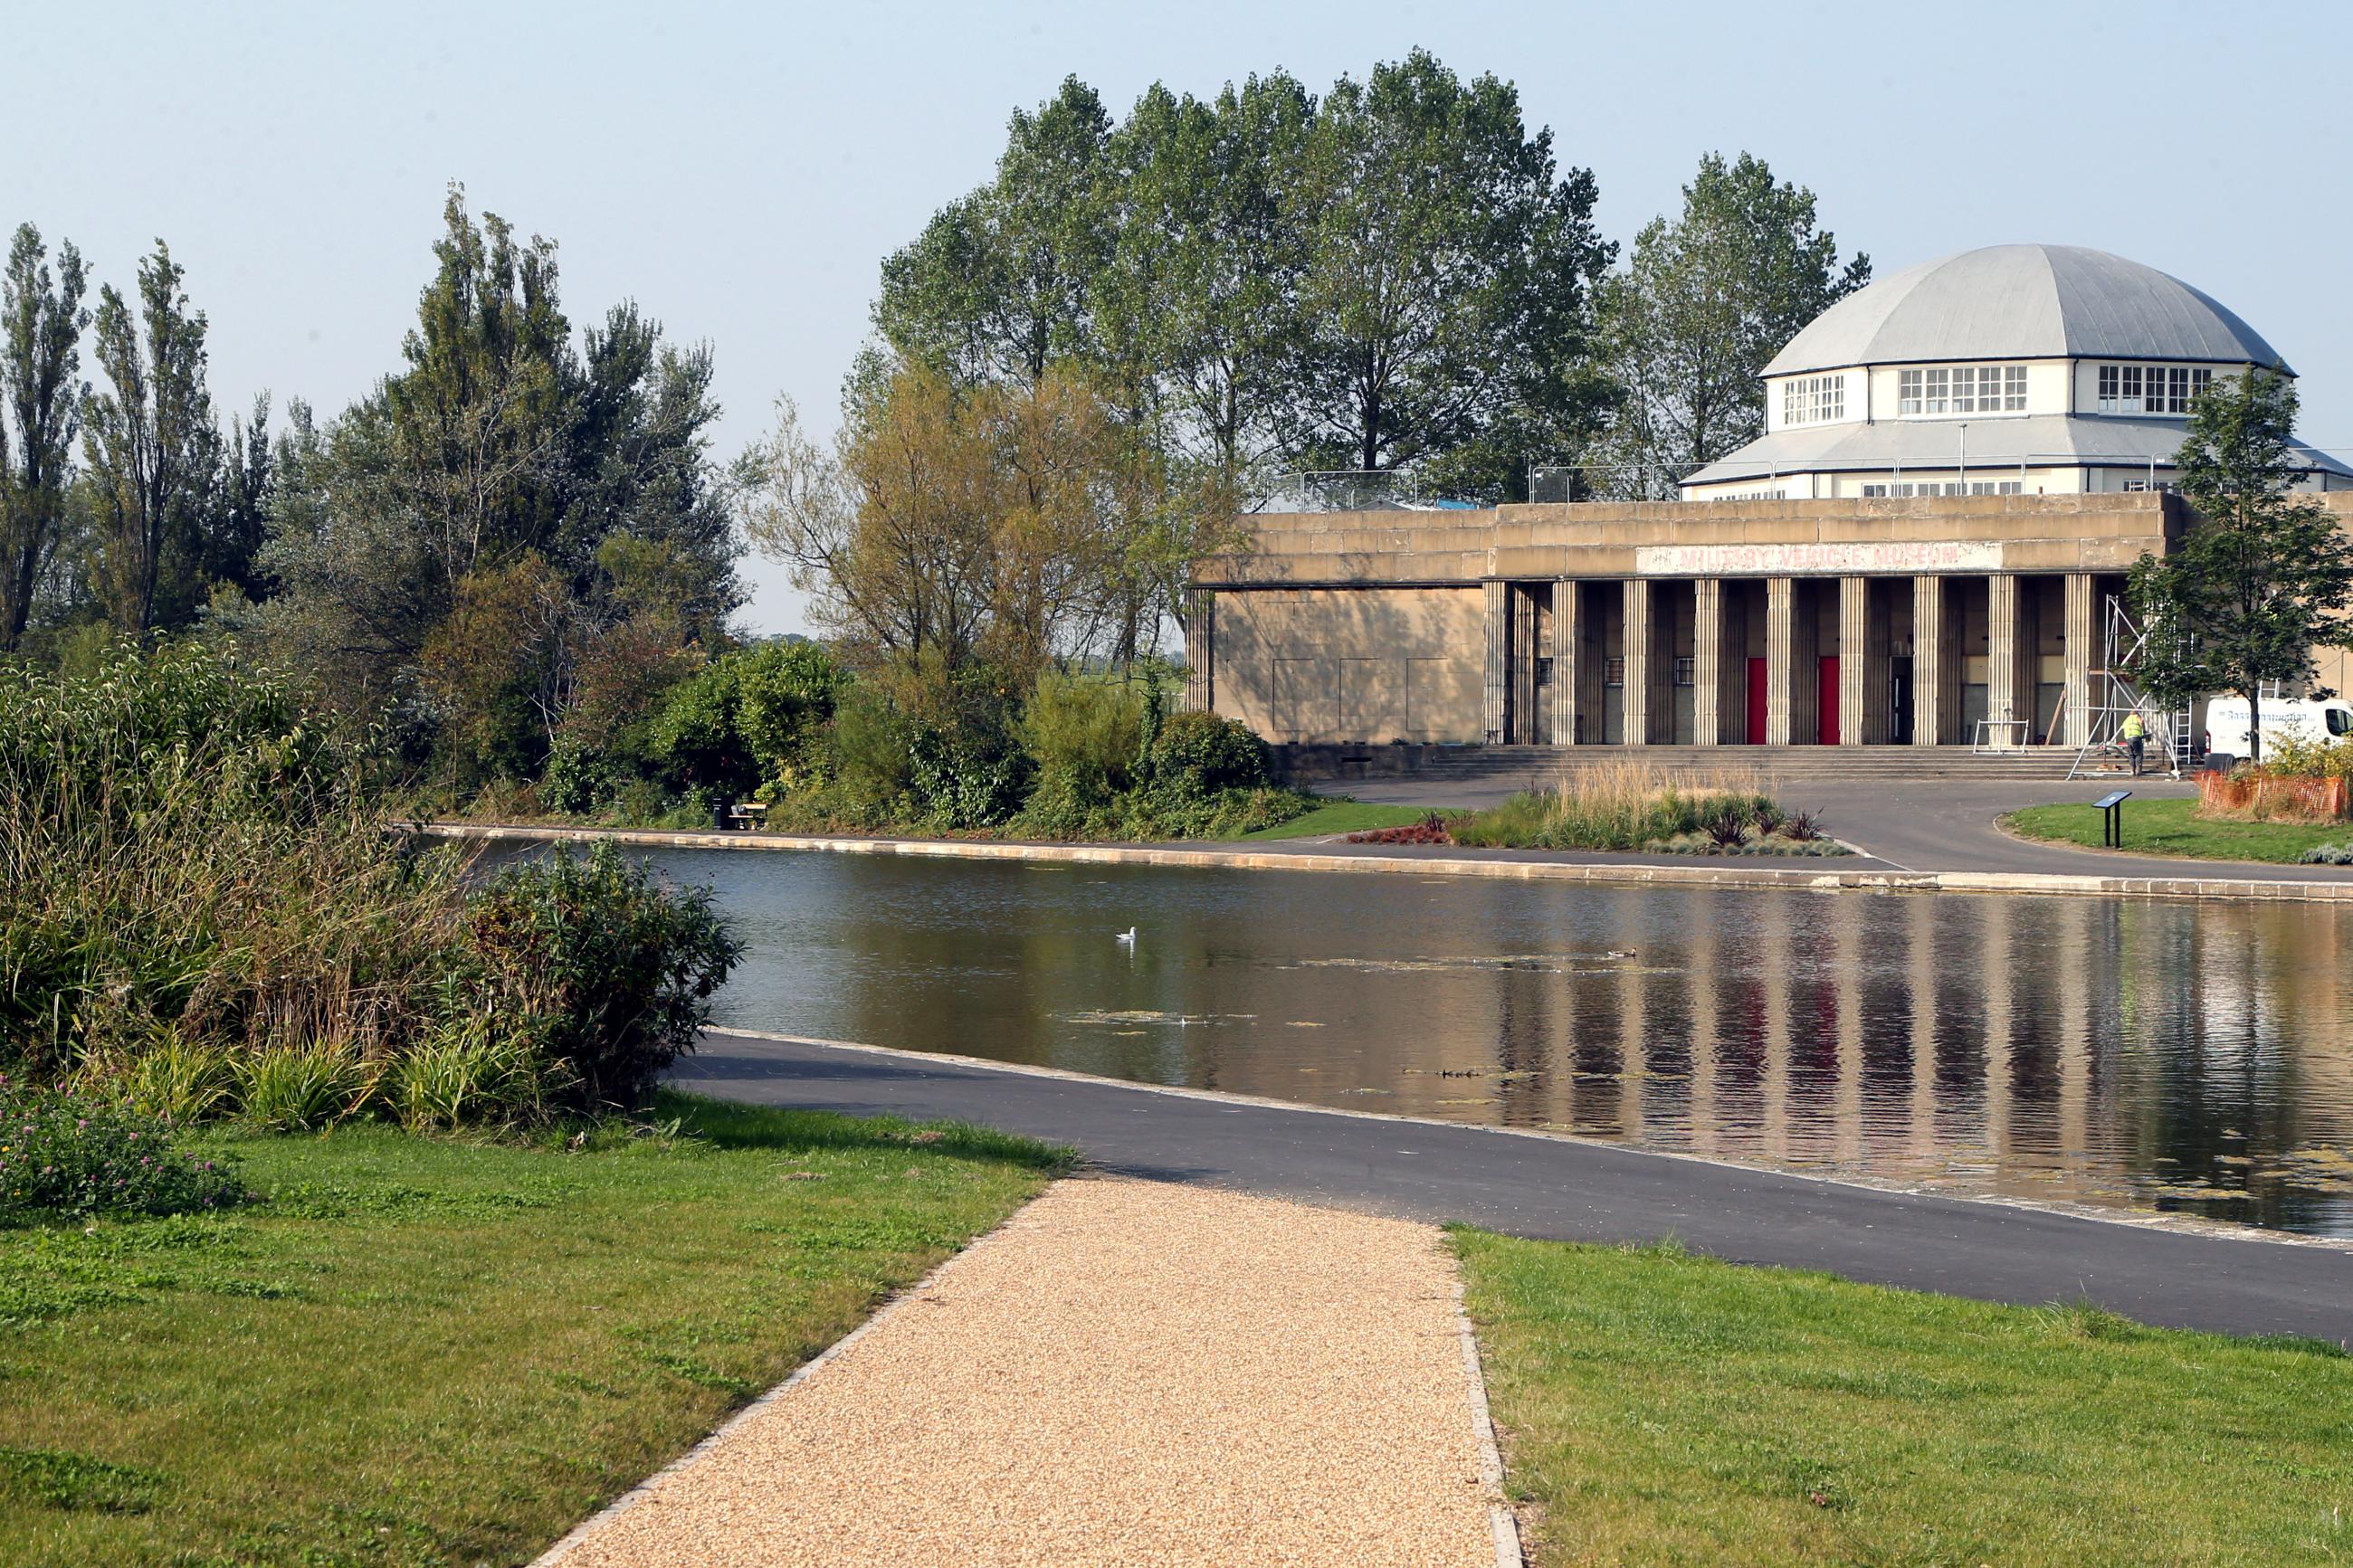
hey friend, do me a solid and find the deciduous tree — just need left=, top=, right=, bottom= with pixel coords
left=2128, top=369, right=2353, bottom=761
left=1594, top=152, right=1869, bottom=498
left=84, top=241, right=218, bottom=635
left=1290, top=51, right=1613, bottom=489
left=874, top=78, right=1116, bottom=389
left=0, top=225, right=89, bottom=650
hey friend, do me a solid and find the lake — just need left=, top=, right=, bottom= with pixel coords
left=624, top=847, right=2353, bottom=1237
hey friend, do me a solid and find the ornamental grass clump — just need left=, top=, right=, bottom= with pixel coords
left=1451, top=761, right=1780, bottom=851
left=0, top=1074, right=244, bottom=1223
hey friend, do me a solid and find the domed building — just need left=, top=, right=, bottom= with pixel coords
left=1681, top=244, right=2349, bottom=500
left=1187, top=244, right=2353, bottom=765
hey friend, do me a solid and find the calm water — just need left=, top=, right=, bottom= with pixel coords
left=631, top=848, right=2353, bottom=1237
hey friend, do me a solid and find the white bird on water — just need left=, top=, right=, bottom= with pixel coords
left=1116, top=927, right=1137, bottom=946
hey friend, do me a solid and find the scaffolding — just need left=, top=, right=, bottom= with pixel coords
left=2068, top=595, right=2192, bottom=780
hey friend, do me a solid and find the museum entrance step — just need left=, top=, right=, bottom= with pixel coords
left=1278, top=744, right=2089, bottom=787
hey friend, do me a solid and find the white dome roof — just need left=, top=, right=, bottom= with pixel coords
left=1763, top=244, right=2288, bottom=377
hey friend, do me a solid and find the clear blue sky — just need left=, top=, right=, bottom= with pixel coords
left=13, top=0, right=2349, bottom=632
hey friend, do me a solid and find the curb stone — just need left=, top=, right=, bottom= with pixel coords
left=420, top=821, right=2353, bottom=905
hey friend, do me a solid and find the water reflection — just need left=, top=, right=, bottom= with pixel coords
left=632, top=850, right=2353, bottom=1236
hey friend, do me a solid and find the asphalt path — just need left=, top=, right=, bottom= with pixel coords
left=1341, top=773, right=2353, bottom=880
left=680, top=1030, right=2353, bottom=1345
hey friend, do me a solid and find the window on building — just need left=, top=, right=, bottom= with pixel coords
left=1862, top=480, right=2020, bottom=498
left=1899, top=364, right=2027, bottom=416
left=1672, top=657, right=1696, bottom=688
left=2097, top=363, right=2214, bottom=415
left=1781, top=374, right=1845, bottom=426
left=1605, top=656, right=1625, bottom=687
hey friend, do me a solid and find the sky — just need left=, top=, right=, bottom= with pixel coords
left=10, top=0, right=2350, bottom=633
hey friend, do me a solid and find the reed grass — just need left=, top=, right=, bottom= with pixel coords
left=1451, top=760, right=1781, bottom=851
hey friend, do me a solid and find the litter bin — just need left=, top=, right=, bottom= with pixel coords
left=712, top=798, right=730, bottom=830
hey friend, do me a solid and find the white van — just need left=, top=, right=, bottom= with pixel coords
left=2203, top=695, right=2353, bottom=761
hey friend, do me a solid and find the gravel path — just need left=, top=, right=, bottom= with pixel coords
left=541, top=1177, right=1500, bottom=1568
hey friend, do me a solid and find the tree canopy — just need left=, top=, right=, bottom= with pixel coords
left=1594, top=152, right=1870, bottom=498
left=868, top=52, right=1618, bottom=504
left=2128, top=369, right=2353, bottom=758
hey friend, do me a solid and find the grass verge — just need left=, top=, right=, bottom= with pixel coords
left=0, top=1091, right=1067, bottom=1567
left=1454, top=1230, right=2353, bottom=1567
left=1234, top=801, right=1439, bottom=840
left=2004, top=798, right=2351, bottom=864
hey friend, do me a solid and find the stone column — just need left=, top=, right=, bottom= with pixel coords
left=1986, top=574, right=2025, bottom=745
left=1839, top=577, right=1869, bottom=746
left=1552, top=578, right=1578, bottom=745
left=1482, top=578, right=1508, bottom=745
left=1623, top=578, right=1655, bottom=746
left=1693, top=578, right=1725, bottom=746
left=1765, top=576, right=1796, bottom=746
left=1912, top=576, right=1948, bottom=746
left=1182, top=589, right=1215, bottom=714
left=2063, top=572, right=2097, bottom=747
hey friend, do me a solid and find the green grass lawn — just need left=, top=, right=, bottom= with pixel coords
left=0, top=1093, right=1065, bottom=1567
left=1456, top=1231, right=2353, bottom=1567
left=1233, top=800, right=1440, bottom=840
left=2004, top=797, right=2352, bottom=864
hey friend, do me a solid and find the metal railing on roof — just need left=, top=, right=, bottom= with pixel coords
left=1251, top=470, right=1487, bottom=514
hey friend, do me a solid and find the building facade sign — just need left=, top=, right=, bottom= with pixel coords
left=1634, top=540, right=2005, bottom=576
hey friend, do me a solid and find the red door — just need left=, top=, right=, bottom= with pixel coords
left=1817, top=657, right=1841, bottom=746
left=1746, top=658, right=1767, bottom=744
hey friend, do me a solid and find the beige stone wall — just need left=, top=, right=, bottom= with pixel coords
left=1213, top=586, right=1485, bottom=744
left=1196, top=494, right=2181, bottom=589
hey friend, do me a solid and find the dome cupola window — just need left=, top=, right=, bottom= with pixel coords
left=1780, top=374, right=1845, bottom=426
left=2098, top=364, right=2213, bottom=416
left=1897, top=365, right=2026, bottom=417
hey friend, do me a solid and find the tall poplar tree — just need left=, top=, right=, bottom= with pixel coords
left=84, top=241, right=217, bottom=636
left=0, top=225, right=89, bottom=651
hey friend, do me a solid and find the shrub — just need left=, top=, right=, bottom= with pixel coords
left=463, top=842, right=743, bottom=1110
left=1019, top=672, right=1149, bottom=797
left=0, top=1074, right=244, bottom=1223
left=1147, top=710, right=1271, bottom=794
left=2262, top=733, right=2353, bottom=782
left=648, top=641, right=847, bottom=801
left=540, top=742, right=621, bottom=814
left=2300, top=842, right=2353, bottom=865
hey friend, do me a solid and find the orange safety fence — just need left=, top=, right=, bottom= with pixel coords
left=2196, top=770, right=2353, bottom=822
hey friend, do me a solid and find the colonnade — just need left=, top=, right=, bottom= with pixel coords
left=1488, top=570, right=2110, bottom=747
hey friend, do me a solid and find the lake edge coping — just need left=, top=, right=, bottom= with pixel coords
left=414, top=822, right=2353, bottom=905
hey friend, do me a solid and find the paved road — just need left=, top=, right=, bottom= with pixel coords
left=680, top=1031, right=2353, bottom=1344
left=1341, top=773, right=2353, bottom=881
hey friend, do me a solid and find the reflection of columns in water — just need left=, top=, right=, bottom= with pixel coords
left=1906, top=893, right=1939, bottom=1166
left=1832, top=892, right=1866, bottom=1168
left=1762, top=902, right=1793, bottom=1162
left=2055, top=903, right=2093, bottom=1180
left=1686, top=897, right=1720, bottom=1158
left=1492, top=960, right=1553, bottom=1126
left=1982, top=896, right=2016, bottom=1162
left=1619, top=955, right=1646, bottom=1138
